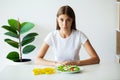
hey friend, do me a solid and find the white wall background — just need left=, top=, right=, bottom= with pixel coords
left=0, top=0, right=117, bottom=70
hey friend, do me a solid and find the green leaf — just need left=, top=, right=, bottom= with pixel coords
left=2, top=25, right=17, bottom=34
left=22, top=33, right=38, bottom=41
left=20, top=22, right=35, bottom=34
left=8, top=19, right=19, bottom=30
left=4, top=39, right=19, bottom=48
left=22, top=37, right=35, bottom=46
left=22, top=33, right=38, bottom=46
left=22, top=45, right=36, bottom=54
left=6, top=51, right=19, bottom=61
left=5, top=32, right=19, bottom=38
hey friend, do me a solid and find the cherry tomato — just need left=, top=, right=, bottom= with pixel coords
left=70, top=67, right=75, bottom=71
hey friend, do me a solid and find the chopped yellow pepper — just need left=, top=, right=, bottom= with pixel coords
left=32, top=67, right=56, bottom=75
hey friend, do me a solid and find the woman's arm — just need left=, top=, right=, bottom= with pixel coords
left=35, top=40, right=100, bottom=66
left=79, top=40, right=100, bottom=65
left=61, top=40, right=100, bottom=66
left=35, top=42, right=59, bottom=66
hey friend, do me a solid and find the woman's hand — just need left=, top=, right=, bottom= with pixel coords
left=60, top=61, right=79, bottom=65
left=54, top=61, right=78, bottom=66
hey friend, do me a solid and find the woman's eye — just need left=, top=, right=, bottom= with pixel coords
left=67, top=19, right=71, bottom=22
left=60, top=18, right=63, bottom=22
left=67, top=19, right=70, bottom=22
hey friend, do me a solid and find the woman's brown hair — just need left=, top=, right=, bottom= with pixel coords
left=56, top=5, right=76, bottom=30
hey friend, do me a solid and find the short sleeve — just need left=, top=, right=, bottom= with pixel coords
left=80, top=31, right=88, bottom=44
left=44, top=32, right=52, bottom=46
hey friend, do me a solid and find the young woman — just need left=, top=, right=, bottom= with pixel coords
left=35, top=5, right=100, bottom=66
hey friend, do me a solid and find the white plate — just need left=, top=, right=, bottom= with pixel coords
left=57, top=67, right=84, bottom=74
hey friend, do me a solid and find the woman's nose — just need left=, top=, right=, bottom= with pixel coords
left=63, top=20, right=67, bottom=26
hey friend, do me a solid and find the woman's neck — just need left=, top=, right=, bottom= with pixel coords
left=59, top=29, right=72, bottom=38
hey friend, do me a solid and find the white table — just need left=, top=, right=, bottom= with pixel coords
left=0, top=63, right=120, bottom=80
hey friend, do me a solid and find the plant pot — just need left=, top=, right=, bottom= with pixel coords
left=14, top=59, right=31, bottom=62
left=11, top=59, right=33, bottom=65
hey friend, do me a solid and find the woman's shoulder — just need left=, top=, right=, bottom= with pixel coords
left=49, top=30, right=58, bottom=34
left=47, top=30, right=58, bottom=37
left=72, top=29, right=85, bottom=35
left=73, top=29, right=88, bottom=38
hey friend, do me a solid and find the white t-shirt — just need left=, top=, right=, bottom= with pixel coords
left=44, top=29, right=88, bottom=61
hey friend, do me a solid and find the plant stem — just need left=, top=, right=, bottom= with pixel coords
left=18, top=18, right=22, bottom=62
left=19, top=32, right=22, bottom=62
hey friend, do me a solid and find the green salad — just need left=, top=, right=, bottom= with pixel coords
left=57, top=65, right=80, bottom=72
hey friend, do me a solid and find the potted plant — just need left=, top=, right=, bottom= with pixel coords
left=2, top=18, right=38, bottom=62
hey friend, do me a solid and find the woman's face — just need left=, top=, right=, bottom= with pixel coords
left=57, top=14, right=73, bottom=31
